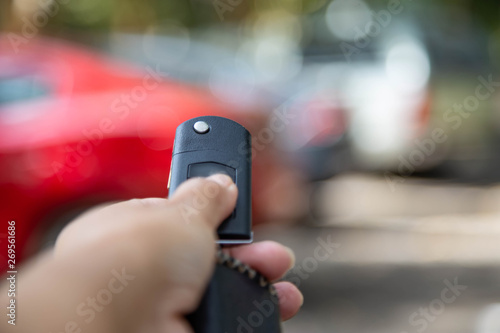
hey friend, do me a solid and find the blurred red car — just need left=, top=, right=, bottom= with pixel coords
left=0, top=36, right=303, bottom=269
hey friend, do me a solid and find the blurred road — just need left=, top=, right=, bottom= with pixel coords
left=256, top=173, right=500, bottom=333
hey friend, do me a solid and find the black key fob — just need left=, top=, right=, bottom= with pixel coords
left=168, top=116, right=252, bottom=244
left=168, top=116, right=282, bottom=333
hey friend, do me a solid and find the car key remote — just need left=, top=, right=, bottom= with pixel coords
left=168, top=116, right=281, bottom=333
left=168, top=116, right=252, bottom=244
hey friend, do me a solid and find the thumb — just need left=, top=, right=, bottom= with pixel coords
left=168, top=174, right=238, bottom=229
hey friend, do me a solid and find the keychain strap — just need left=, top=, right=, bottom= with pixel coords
left=187, top=249, right=282, bottom=333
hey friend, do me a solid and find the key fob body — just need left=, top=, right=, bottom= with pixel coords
left=168, top=116, right=281, bottom=332
left=168, top=116, right=252, bottom=244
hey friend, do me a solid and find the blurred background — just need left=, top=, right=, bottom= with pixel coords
left=2, top=0, right=500, bottom=332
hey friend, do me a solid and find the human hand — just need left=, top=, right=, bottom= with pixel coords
left=1, top=174, right=302, bottom=333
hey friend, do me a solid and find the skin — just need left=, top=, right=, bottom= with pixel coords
left=1, top=174, right=303, bottom=333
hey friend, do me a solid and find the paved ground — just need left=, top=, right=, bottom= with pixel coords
left=256, top=173, right=500, bottom=333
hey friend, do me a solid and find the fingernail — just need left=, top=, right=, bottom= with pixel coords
left=208, top=174, right=234, bottom=187
left=284, top=246, right=296, bottom=271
